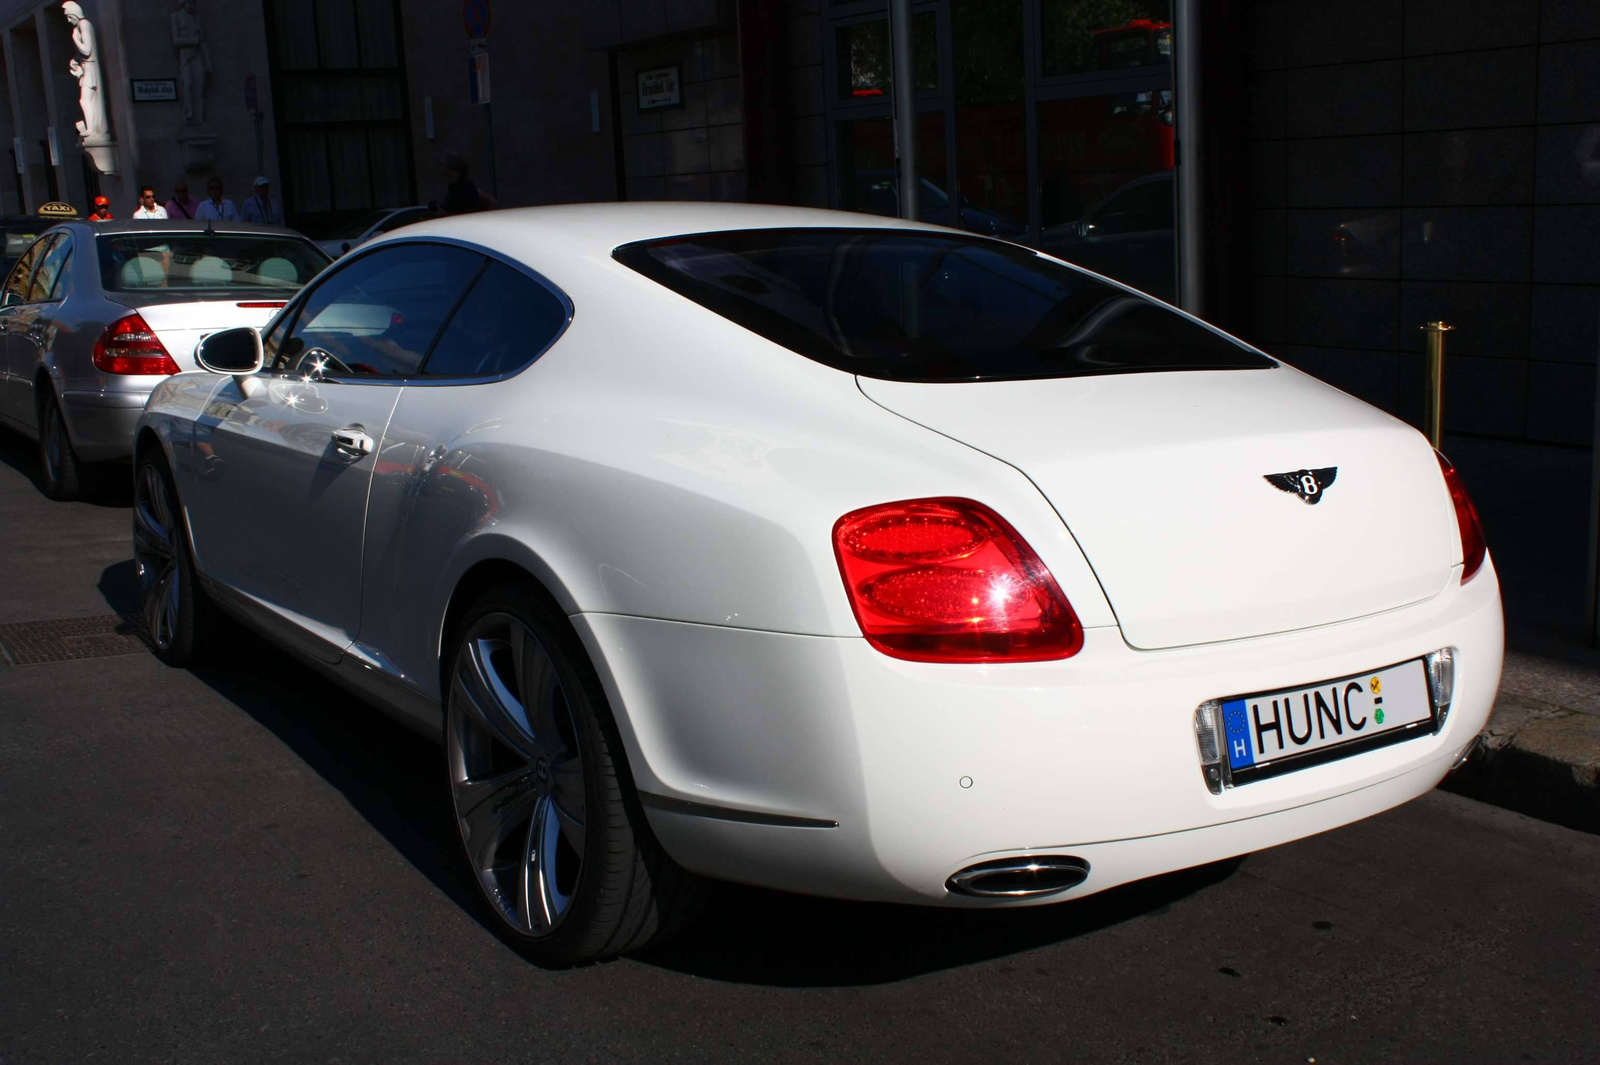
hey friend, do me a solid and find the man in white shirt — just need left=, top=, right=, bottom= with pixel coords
left=242, top=176, right=284, bottom=226
left=131, top=185, right=168, bottom=218
left=194, top=177, right=238, bottom=221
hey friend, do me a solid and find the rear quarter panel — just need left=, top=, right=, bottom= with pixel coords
left=355, top=253, right=1118, bottom=706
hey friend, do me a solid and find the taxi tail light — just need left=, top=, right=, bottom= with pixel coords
left=92, top=312, right=180, bottom=376
left=1435, top=452, right=1487, bottom=582
left=832, top=497, right=1083, bottom=663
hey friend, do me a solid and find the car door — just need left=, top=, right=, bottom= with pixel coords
left=1077, top=177, right=1175, bottom=301
left=9, top=233, right=73, bottom=429
left=185, top=240, right=485, bottom=658
left=0, top=235, right=47, bottom=427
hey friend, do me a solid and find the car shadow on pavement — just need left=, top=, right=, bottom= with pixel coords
left=637, top=858, right=1240, bottom=987
left=103, top=561, right=1242, bottom=984
left=0, top=426, right=133, bottom=507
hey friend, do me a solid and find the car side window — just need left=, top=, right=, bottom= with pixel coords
left=268, top=242, right=483, bottom=377
left=28, top=234, right=72, bottom=302
left=1, top=237, right=46, bottom=307
left=419, top=260, right=568, bottom=378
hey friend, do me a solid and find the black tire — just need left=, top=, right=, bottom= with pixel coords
left=132, top=449, right=214, bottom=666
left=37, top=388, right=81, bottom=501
left=443, top=583, right=707, bottom=965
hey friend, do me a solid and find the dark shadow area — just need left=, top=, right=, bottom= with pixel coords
left=96, top=557, right=1243, bottom=983
left=636, top=857, right=1241, bottom=987
left=0, top=425, right=134, bottom=508
left=97, top=558, right=142, bottom=615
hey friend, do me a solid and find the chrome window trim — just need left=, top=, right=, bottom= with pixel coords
left=258, top=234, right=575, bottom=389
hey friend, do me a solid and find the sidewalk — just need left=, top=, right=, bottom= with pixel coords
left=1440, top=435, right=1600, bottom=832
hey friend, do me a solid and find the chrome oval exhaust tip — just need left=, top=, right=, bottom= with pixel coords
left=946, top=855, right=1090, bottom=899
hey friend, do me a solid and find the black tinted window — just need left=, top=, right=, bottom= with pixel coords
left=272, top=243, right=483, bottom=377
left=421, top=261, right=567, bottom=377
left=615, top=229, right=1269, bottom=382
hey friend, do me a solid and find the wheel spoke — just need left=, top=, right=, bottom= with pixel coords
left=519, top=794, right=552, bottom=934
left=454, top=641, right=537, bottom=758
left=533, top=793, right=566, bottom=928
left=512, top=625, right=560, bottom=747
left=460, top=767, right=537, bottom=878
left=145, top=562, right=178, bottom=648
left=549, top=755, right=586, bottom=858
left=133, top=500, right=174, bottom=558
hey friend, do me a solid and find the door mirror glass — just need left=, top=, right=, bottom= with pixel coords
left=196, top=326, right=264, bottom=374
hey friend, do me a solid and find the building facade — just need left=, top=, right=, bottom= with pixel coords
left=0, top=0, right=1594, bottom=449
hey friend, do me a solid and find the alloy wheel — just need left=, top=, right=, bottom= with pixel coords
left=448, top=613, right=587, bottom=937
left=132, top=462, right=181, bottom=651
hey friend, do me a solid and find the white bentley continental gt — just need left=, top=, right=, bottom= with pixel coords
left=132, top=204, right=1502, bottom=964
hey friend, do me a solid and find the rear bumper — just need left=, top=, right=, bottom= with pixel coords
left=574, top=558, right=1503, bottom=906
left=60, top=389, right=150, bottom=462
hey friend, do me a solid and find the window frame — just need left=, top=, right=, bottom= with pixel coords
left=27, top=232, right=73, bottom=304
left=1, top=233, right=53, bottom=308
left=257, top=236, right=574, bottom=387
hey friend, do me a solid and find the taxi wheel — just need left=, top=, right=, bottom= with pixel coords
left=37, top=389, right=81, bottom=501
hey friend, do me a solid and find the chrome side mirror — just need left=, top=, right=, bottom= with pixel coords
left=196, top=326, right=263, bottom=375
left=196, top=326, right=265, bottom=397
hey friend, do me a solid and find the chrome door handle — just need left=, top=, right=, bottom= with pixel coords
left=331, top=427, right=374, bottom=457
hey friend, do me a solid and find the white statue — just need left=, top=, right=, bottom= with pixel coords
left=63, top=2, right=108, bottom=139
left=171, top=0, right=210, bottom=125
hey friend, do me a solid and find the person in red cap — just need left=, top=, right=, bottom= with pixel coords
left=88, top=195, right=112, bottom=221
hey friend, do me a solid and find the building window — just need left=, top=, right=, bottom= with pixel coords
left=264, top=0, right=413, bottom=234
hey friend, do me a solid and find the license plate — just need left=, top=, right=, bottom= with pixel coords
left=1220, top=659, right=1434, bottom=785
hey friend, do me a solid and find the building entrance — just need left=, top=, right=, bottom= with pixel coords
left=825, top=0, right=1178, bottom=304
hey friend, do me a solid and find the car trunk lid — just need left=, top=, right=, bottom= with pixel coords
left=107, top=295, right=288, bottom=369
left=857, top=366, right=1456, bottom=650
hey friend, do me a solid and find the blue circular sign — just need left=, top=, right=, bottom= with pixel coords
left=463, top=0, right=490, bottom=39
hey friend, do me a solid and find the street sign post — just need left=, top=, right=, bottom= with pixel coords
left=463, top=0, right=490, bottom=39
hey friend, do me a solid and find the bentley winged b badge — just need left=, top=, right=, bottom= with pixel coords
left=1265, top=467, right=1337, bottom=505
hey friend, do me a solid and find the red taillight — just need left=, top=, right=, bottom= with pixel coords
left=1436, top=452, right=1487, bottom=583
left=832, top=498, right=1083, bottom=663
left=92, top=313, right=179, bottom=376
left=236, top=301, right=287, bottom=309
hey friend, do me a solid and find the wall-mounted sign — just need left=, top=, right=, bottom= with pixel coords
left=637, top=65, right=681, bottom=111
left=468, top=52, right=490, bottom=105
left=37, top=201, right=78, bottom=218
left=131, top=79, right=177, bottom=103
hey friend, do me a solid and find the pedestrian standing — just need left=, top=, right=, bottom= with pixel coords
left=439, top=153, right=497, bottom=215
left=241, top=176, right=284, bottom=226
left=131, top=185, right=168, bottom=218
left=88, top=194, right=112, bottom=221
left=194, top=177, right=237, bottom=221
left=165, top=180, right=199, bottom=219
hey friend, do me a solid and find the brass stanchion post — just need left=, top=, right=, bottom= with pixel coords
left=1421, top=321, right=1453, bottom=450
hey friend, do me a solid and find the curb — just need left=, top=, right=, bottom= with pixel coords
left=1443, top=693, right=1600, bottom=834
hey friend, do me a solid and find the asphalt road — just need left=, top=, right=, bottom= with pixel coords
left=2, top=430, right=1598, bottom=1064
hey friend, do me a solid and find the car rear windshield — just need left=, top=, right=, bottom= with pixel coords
left=97, top=233, right=329, bottom=293
left=614, top=228, right=1272, bottom=382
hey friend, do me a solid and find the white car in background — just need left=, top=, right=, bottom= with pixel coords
left=316, top=206, right=433, bottom=259
left=0, top=220, right=329, bottom=498
left=131, top=204, right=1502, bottom=965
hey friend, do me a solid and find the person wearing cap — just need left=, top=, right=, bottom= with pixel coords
left=88, top=195, right=112, bottom=221
left=131, top=185, right=168, bottom=219
left=194, top=177, right=237, bottom=220
left=166, top=180, right=199, bottom=219
left=241, top=176, right=284, bottom=226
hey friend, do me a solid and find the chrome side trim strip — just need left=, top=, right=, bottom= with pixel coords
left=637, top=792, right=838, bottom=829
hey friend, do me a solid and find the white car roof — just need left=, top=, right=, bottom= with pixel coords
left=366, top=201, right=945, bottom=263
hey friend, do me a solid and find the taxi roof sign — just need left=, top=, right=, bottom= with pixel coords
left=37, top=201, right=78, bottom=218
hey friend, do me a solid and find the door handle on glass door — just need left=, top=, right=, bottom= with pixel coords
left=331, top=427, right=374, bottom=457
